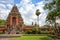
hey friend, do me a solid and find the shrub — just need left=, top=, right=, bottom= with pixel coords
left=25, top=30, right=32, bottom=34
left=32, top=27, right=41, bottom=34
left=24, top=27, right=41, bottom=34
left=37, top=30, right=41, bottom=34
left=40, top=31, right=49, bottom=34
left=49, top=30, right=54, bottom=34
left=32, top=30, right=36, bottom=34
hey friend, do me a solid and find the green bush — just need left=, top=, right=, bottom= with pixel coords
left=32, top=30, right=36, bottom=34
left=49, top=30, right=55, bottom=34
left=32, top=27, right=41, bottom=34
left=0, top=20, right=5, bottom=25
left=37, top=30, right=41, bottom=34
left=25, top=27, right=41, bottom=34
left=40, top=31, right=49, bottom=34
left=32, top=30, right=41, bottom=34
left=25, top=30, right=32, bottom=34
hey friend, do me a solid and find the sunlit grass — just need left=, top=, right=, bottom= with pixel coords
left=10, top=36, right=54, bottom=40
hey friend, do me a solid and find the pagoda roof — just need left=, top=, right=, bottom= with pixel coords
left=6, top=5, right=23, bottom=21
left=11, top=5, right=19, bottom=13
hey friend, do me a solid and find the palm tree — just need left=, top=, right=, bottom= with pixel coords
left=36, top=9, right=41, bottom=27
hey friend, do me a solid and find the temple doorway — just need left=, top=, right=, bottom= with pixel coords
left=12, top=17, right=16, bottom=26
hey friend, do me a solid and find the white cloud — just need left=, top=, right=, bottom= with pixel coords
left=16, top=0, right=36, bottom=25
left=36, top=1, right=44, bottom=12
left=6, top=4, right=13, bottom=9
left=0, top=10, right=10, bottom=19
left=0, top=4, right=6, bottom=10
left=16, top=0, right=47, bottom=26
left=0, top=0, right=14, bottom=4
left=0, top=0, right=13, bottom=20
left=0, top=0, right=48, bottom=26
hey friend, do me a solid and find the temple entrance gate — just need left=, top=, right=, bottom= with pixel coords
left=5, top=5, right=24, bottom=34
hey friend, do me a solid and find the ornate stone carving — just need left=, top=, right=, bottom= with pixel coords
left=6, top=5, right=24, bottom=34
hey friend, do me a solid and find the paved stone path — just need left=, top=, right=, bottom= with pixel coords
left=0, top=38, right=9, bottom=40
left=0, top=34, right=21, bottom=40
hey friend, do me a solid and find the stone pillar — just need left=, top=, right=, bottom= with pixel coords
left=20, top=21, right=24, bottom=32
left=16, top=17, right=18, bottom=25
left=5, top=22, right=7, bottom=28
left=10, top=16, right=12, bottom=26
left=22, top=22, right=24, bottom=29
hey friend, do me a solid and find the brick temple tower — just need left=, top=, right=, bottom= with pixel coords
left=6, top=5, right=24, bottom=34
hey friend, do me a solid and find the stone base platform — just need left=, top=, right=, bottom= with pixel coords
left=0, top=34, right=22, bottom=38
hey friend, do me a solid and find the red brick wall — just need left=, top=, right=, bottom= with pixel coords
left=0, top=26, right=6, bottom=31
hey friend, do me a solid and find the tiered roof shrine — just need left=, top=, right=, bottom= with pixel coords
left=6, top=5, right=24, bottom=34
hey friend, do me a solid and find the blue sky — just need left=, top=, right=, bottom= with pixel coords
left=0, top=0, right=48, bottom=26
left=14, top=0, right=43, bottom=5
left=32, top=0, right=43, bottom=4
left=14, top=0, right=21, bottom=4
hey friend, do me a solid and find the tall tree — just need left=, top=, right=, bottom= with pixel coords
left=44, top=0, right=60, bottom=36
left=36, top=9, right=41, bottom=27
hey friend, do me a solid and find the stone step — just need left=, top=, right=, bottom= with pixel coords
left=5, top=26, right=20, bottom=34
left=0, top=34, right=22, bottom=38
left=10, top=29, right=16, bottom=34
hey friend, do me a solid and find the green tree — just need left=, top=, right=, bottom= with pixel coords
left=0, top=20, right=6, bottom=25
left=35, top=9, right=41, bottom=27
left=44, top=0, right=60, bottom=36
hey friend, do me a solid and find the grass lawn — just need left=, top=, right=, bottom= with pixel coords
left=10, top=36, right=56, bottom=40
